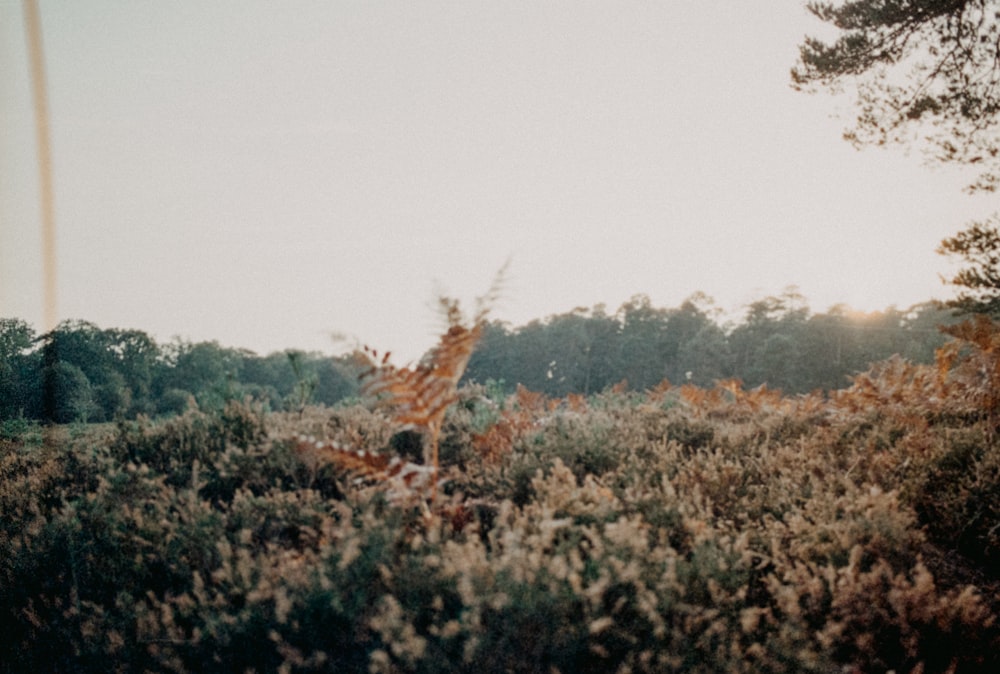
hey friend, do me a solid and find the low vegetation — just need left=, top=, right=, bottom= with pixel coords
left=2, top=307, right=999, bottom=672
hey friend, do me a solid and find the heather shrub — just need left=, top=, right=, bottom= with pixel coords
left=3, top=334, right=1000, bottom=672
left=111, top=403, right=263, bottom=487
left=904, top=428, right=1000, bottom=575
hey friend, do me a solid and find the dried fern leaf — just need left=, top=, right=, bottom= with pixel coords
left=293, top=435, right=444, bottom=503
left=352, top=265, right=507, bottom=505
left=293, top=434, right=391, bottom=477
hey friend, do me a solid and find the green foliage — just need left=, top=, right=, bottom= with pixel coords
left=0, top=319, right=363, bottom=424
left=158, top=387, right=195, bottom=416
left=284, top=350, right=318, bottom=413
left=938, top=215, right=1000, bottom=316
left=42, top=361, right=98, bottom=423
left=465, top=295, right=952, bottom=396
left=793, top=0, right=1000, bottom=192
left=0, top=319, right=39, bottom=420
left=0, top=415, right=41, bottom=444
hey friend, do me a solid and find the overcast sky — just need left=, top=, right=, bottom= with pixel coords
left=2, top=1, right=996, bottom=361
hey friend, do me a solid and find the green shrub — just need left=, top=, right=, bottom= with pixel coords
left=0, top=415, right=42, bottom=443
left=3, top=374, right=1000, bottom=673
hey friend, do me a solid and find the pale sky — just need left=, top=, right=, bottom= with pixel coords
left=2, top=1, right=996, bottom=362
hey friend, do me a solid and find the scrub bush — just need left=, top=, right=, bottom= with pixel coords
left=3, top=317, right=1000, bottom=672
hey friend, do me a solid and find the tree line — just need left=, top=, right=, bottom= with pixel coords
left=0, top=319, right=359, bottom=424
left=0, top=294, right=957, bottom=425
left=464, top=292, right=956, bottom=397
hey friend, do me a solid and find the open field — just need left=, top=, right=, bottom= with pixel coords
left=3, top=338, right=1000, bottom=673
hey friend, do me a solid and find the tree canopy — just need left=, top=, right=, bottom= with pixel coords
left=0, top=297, right=960, bottom=424
left=793, top=0, right=1000, bottom=191
left=463, top=295, right=955, bottom=396
left=938, top=213, right=1000, bottom=314
left=0, top=320, right=360, bottom=424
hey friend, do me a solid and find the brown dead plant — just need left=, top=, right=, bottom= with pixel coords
left=293, top=434, right=439, bottom=506
left=940, top=314, right=1000, bottom=433
left=472, top=384, right=550, bottom=463
left=352, top=266, right=507, bottom=505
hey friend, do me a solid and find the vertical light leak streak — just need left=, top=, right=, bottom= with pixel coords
left=23, top=0, right=57, bottom=332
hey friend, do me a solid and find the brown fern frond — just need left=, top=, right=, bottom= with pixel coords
left=679, top=384, right=708, bottom=410
left=716, top=378, right=744, bottom=398
left=830, top=354, right=953, bottom=426
left=646, top=378, right=673, bottom=402
left=609, top=379, right=629, bottom=395
left=939, top=315, right=1000, bottom=431
left=472, top=384, right=546, bottom=463
left=514, top=384, right=547, bottom=412
left=789, top=390, right=828, bottom=417
left=354, top=266, right=506, bottom=505
left=293, top=434, right=391, bottom=477
left=935, top=342, right=960, bottom=385
left=360, top=318, right=483, bottom=431
left=472, top=420, right=517, bottom=464
left=293, top=435, right=442, bottom=503
left=564, top=392, right=589, bottom=413
left=744, top=383, right=785, bottom=412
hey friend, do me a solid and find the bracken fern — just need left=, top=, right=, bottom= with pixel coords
left=299, top=266, right=506, bottom=508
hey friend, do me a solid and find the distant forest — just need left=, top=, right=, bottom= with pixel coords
left=0, top=291, right=958, bottom=424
